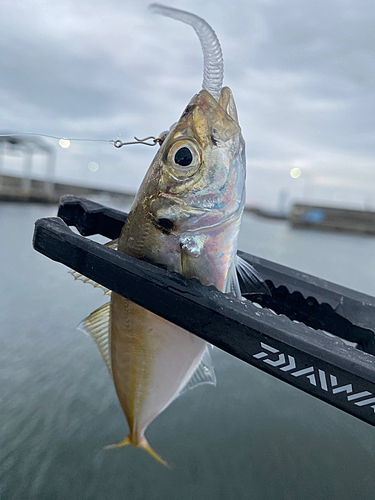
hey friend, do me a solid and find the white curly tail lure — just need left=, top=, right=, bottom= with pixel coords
left=149, top=3, right=224, bottom=101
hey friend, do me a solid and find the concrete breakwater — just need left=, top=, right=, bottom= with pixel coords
left=0, top=174, right=135, bottom=205
left=244, top=202, right=375, bottom=236
left=290, top=203, right=375, bottom=235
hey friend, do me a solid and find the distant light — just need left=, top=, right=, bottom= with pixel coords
left=88, top=161, right=99, bottom=172
left=59, top=138, right=70, bottom=149
left=290, top=167, right=302, bottom=179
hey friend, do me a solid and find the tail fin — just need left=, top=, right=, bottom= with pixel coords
left=138, top=437, right=169, bottom=468
left=105, top=434, right=169, bottom=468
left=105, top=435, right=131, bottom=450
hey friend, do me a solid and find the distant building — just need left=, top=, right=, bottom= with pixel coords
left=0, top=134, right=55, bottom=192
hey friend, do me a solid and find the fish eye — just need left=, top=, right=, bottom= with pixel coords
left=174, top=147, right=193, bottom=167
left=165, top=139, right=201, bottom=179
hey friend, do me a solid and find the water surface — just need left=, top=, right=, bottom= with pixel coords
left=1, top=202, right=375, bottom=500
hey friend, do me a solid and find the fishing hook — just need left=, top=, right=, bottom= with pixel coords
left=112, top=136, right=162, bottom=148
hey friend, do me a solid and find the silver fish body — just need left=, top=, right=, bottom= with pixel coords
left=106, top=88, right=246, bottom=464
left=76, top=5, right=265, bottom=466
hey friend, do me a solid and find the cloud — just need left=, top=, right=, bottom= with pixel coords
left=0, top=0, right=374, bottom=208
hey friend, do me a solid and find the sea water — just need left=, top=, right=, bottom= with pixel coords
left=1, top=202, right=375, bottom=500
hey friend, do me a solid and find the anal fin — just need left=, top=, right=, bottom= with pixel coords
left=178, top=347, right=216, bottom=397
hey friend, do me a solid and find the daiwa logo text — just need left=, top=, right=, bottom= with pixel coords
left=254, top=342, right=375, bottom=413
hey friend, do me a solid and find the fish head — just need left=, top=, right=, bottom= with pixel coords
left=137, top=87, right=246, bottom=235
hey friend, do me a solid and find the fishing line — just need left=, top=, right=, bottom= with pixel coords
left=0, top=133, right=111, bottom=143
left=0, top=133, right=162, bottom=148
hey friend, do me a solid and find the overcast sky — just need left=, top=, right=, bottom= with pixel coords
left=1, top=0, right=374, bottom=209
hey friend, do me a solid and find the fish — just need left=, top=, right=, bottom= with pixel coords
left=73, top=4, right=268, bottom=466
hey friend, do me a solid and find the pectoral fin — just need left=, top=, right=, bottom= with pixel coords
left=224, top=261, right=242, bottom=298
left=236, top=255, right=270, bottom=296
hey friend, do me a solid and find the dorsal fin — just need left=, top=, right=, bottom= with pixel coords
left=69, top=238, right=118, bottom=294
left=70, top=270, right=111, bottom=295
left=78, top=302, right=112, bottom=375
